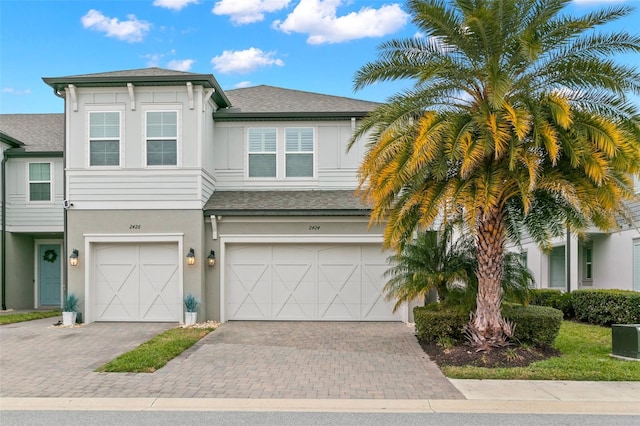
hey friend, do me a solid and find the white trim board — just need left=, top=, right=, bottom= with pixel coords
left=83, top=233, right=185, bottom=323
left=218, top=234, right=408, bottom=323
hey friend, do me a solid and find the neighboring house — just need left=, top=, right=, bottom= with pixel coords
left=513, top=198, right=640, bottom=293
left=1, top=67, right=407, bottom=323
left=1, top=67, right=637, bottom=322
left=1, top=114, right=64, bottom=310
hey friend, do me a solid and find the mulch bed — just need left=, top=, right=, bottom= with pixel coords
left=419, top=339, right=562, bottom=368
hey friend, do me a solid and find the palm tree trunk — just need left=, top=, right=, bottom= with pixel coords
left=467, top=206, right=510, bottom=349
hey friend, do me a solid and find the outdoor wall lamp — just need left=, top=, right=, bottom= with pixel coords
left=207, top=250, right=216, bottom=267
left=69, top=249, right=79, bottom=267
left=186, top=248, right=196, bottom=266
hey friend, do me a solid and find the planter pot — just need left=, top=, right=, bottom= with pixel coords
left=62, top=312, right=77, bottom=326
left=185, top=312, right=197, bottom=326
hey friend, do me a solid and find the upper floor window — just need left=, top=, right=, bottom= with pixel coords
left=89, top=112, right=120, bottom=166
left=146, top=111, right=178, bottom=166
left=285, top=128, right=314, bottom=178
left=248, top=128, right=277, bottom=178
left=28, top=162, right=51, bottom=201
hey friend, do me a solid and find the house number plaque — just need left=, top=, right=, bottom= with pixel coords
left=308, top=225, right=320, bottom=230
left=129, top=224, right=142, bottom=230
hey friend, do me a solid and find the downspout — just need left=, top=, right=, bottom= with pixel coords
left=1, top=149, right=7, bottom=310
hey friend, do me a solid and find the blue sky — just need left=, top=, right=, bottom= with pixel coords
left=1, top=0, right=638, bottom=114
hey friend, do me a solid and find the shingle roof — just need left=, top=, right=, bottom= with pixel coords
left=0, top=114, right=64, bottom=152
left=43, top=67, right=231, bottom=108
left=214, top=85, right=380, bottom=121
left=204, top=190, right=371, bottom=216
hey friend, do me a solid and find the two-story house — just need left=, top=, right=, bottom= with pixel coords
left=1, top=114, right=64, bottom=311
left=1, top=67, right=406, bottom=323
left=2, top=67, right=637, bottom=322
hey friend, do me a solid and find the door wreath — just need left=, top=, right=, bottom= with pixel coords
left=43, top=249, right=58, bottom=263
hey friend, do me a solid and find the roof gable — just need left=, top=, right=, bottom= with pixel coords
left=43, top=67, right=231, bottom=108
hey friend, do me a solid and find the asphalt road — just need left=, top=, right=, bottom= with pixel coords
left=1, top=411, right=639, bottom=425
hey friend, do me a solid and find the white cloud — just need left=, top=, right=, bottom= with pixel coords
left=211, top=48, right=284, bottom=74
left=2, top=87, right=31, bottom=95
left=153, top=0, right=199, bottom=11
left=81, top=9, right=151, bottom=43
left=234, top=81, right=253, bottom=88
left=212, top=0, right=291, bottom=24
left=274, top=0, right=409, bottom=44
left=167, top=59, right=195, bottom=71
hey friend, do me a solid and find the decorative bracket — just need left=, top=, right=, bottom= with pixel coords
left=68, top=84, right=77, bottom=112
left=203, top=88, right=215, bottom=112
left=210, top=215, right=218, bottom=240
left=187, top=82, right=194, bottom=110
left=127, top=83, right=136, bottom=110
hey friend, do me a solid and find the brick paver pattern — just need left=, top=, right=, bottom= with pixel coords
left=0, top=319, right=463, bottom=399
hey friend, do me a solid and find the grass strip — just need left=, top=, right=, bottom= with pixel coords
left=443, top=321, right=640, bottom=380
left=96, top=326, right=215, bottom=373
left=0, top=310, right=61, bottom=325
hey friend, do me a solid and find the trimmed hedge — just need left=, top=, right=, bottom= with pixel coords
left=413, top=304, right=467, bottom=343
left=571, top=289, right=640, bottom=326
left=414, top=303, right=563, bottom=347
left=530, top=289, right=574, bottom=319
left=502, top=304, right=563, bottom=347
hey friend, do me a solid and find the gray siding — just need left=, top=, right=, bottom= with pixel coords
left=4, top=157, right=63, bottom=230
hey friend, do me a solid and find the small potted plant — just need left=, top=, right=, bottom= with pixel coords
left=62, top=293, right=79, bottom=326
left=184, top=293, right=199, bottom=326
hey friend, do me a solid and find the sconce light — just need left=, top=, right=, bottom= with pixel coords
left=186, top=248, right=196, bottom=266
left=69, top=249, right=79, bottom=267
left=207, top=250, right=216, bottom=267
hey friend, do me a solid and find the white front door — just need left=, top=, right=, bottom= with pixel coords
left=225, top=243, right=399, bottom=321
left=93, top=243, right=181, bottom=322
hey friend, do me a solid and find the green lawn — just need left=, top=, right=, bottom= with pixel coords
left=96, top=326, right=215, bottom=373
left=0, top=310, right=61, bottom=325
left=444, top=321, right=640, bottom=380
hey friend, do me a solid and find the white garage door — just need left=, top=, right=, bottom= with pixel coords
left=225, top=244, right=399, bottom=321
left=93, top=243, right=181, bottom=322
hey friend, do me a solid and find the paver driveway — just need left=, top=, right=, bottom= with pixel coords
left=0, top=318, right=462, bottom=399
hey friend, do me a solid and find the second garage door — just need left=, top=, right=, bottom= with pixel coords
left=93, top=242, right=181, bottom=322
left=225, top=243, right=399, bottom=321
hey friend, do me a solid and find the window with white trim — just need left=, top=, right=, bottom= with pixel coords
left=583, top=245, right=593, bottom=281
left=248, top=128, right=277, bottom=178
left=285, top=128, right=314, bottom=178
left=28, top=162, right=51, bottom=201
left=146, top=111, right=178, bottom=166
left=89, top=112, right=120, bottom=166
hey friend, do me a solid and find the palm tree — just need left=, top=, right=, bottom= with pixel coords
left=383, top=224, right=476, bottom=311
left=384, top=223, right=534, bottom=314
left=350, top=0, right=640, bottom=349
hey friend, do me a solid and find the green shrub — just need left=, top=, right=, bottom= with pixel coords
left=414, top=303, right=563, bottom=347
left=413, top=304, right=467, bottom=343
left=571, top=289, right=640, bottom=326
left=530, top=289, right=574, bottom=319
left=502, top=304, right=563, bottom=346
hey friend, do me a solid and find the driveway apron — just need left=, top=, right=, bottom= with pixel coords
left=0, top=319, right=462, bottom=399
